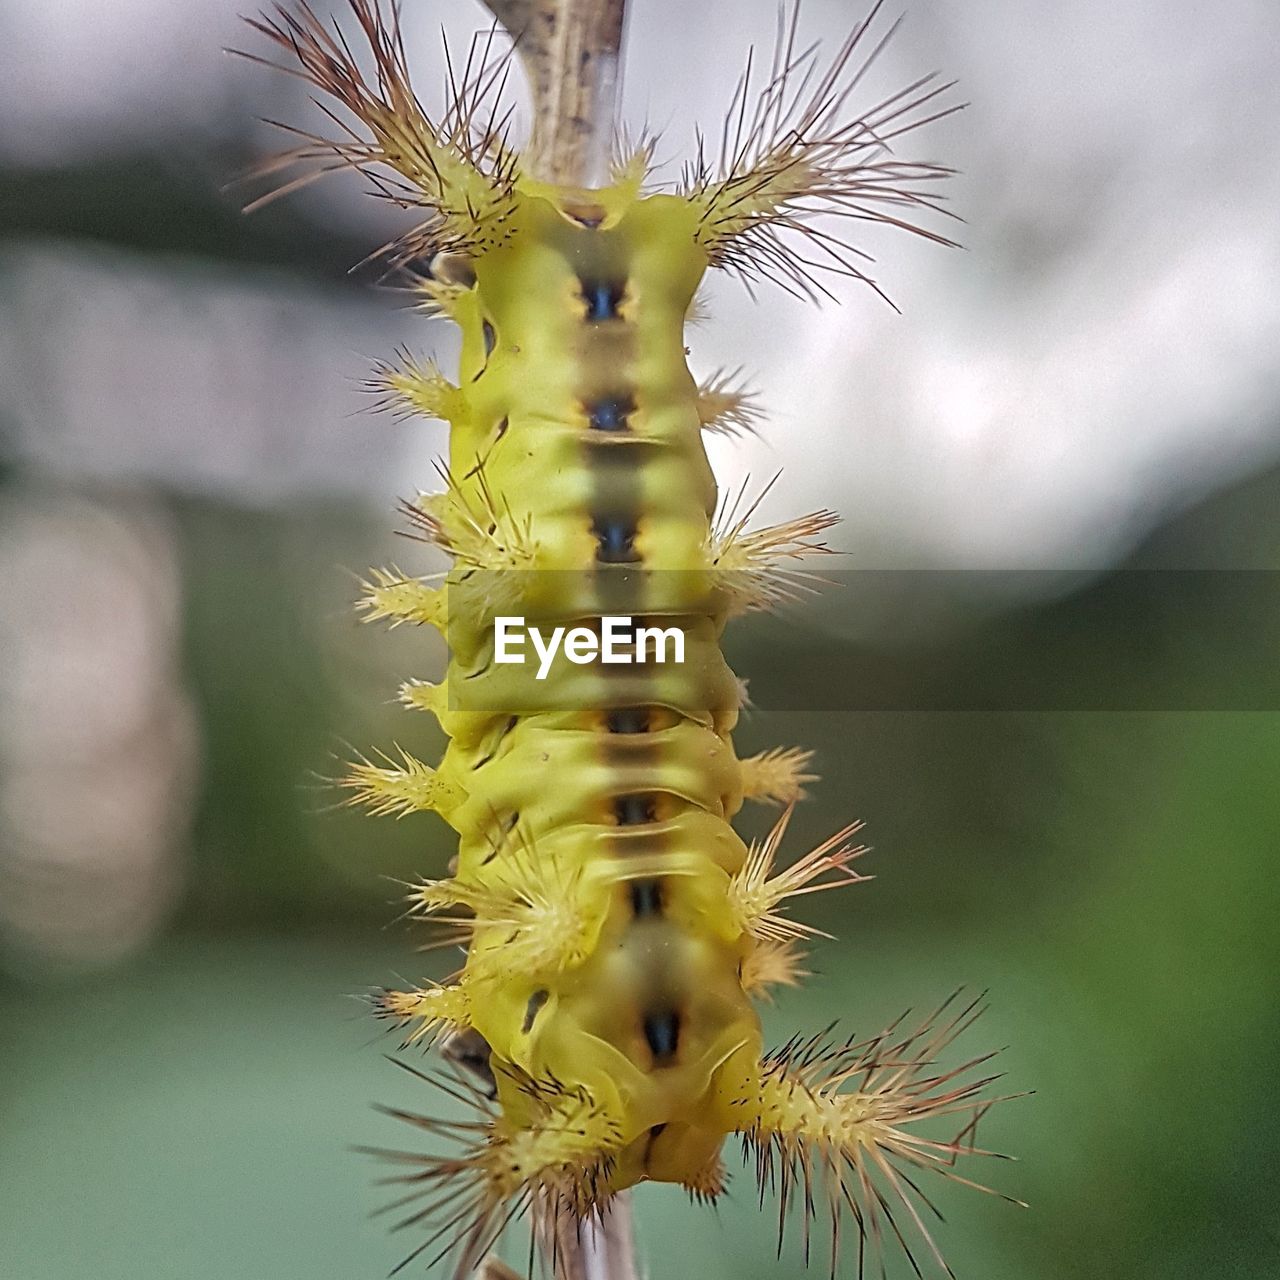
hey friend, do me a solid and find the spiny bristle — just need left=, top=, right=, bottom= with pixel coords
left=710, top=508, right=841, bottom=609
left=710, top=475, right=840, bottom=614
left=357, top=567, right=446, bottom=629
left=364, top=1058, right=623, bottom=1278
left=371, top=982, right=472, bottom=1048
left=399, top=678, right=446, bottom=715
left=736, top=992, right=1024, bottom=1280
left=411, top=843, right=599, bottom=976
left=401, top=465, right=537, bottom=576
left=729, top=806, right=869, bottom=944
left=685, top=288, right=714, bottom=327
left=236, top=0, right=520, bottom=266
left=341, top=746, right=466, bottom=819
left=608, top=137, right=655, bottom=192
left=365, top=346, right=463, bottom=422
left=402, top=271, right=472, bottom=321
left=695, top=367, right=765, bottom=438
left=740, top=938, right=810, bottom=1001
left=680, top=0, right=963, bottom=304
left=740, top=745, right=818, bottom=805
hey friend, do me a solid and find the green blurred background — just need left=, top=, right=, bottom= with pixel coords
left=3, top=1, right=1279, bottom=1278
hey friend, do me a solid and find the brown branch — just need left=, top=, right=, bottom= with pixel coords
left=480, top=0, right=628, bottom=184
left=533, top=1194, right=639, bottom=1280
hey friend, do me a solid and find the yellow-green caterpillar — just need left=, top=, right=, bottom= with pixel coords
left=244, top=1, right=1016, bottom=1274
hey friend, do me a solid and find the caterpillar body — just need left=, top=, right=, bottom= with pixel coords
left=243, top=1, right=1017, bottom=1275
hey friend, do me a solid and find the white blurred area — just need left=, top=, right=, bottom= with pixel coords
left=0, top=490, right=198, bottom=970
left=1, top=0, right=1277, bottom=547
left=658, top=0, right=1280, bottom=567
left=2, top=0, right=1279, bottom=967
left=1, top=245, right=443, bottom=502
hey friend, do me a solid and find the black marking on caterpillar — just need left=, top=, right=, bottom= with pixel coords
left=607, top=706, right=651, bottom=734
left=581, top=277, right=627, bottom=322
left=586, top=392, right=635, bottom=432
left=521, top=989, right=549, bottom=1034
left=628, top=878, right=664, bottom=918
left=641, top=1009, right=681, bottom=1064
left=591, top=513, right=640, bottom=564
left=613, top=793, right=657, bottom=825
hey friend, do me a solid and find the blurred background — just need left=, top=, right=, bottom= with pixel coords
left=2, top=0, right=1278, bottom=1277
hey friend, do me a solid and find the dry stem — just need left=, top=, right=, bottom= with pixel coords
left=480, top=0, right=627, bottom=185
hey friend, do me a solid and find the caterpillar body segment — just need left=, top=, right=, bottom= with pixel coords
left=245, top=2, right=1013, bottom=1274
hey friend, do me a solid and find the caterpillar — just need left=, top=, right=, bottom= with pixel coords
left=240, top=1, right=1018, bottom=1275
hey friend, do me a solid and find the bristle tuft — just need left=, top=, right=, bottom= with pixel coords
left=410, top=841, right=599, bottom=977
left=740, top=745, right=818, bottom=805
left=357, top=567, right=447, bottom=630
left=236, top=0, right=520, bottom=266
left=680, top=1, right=963, bottom=303
left=365, top=347, right=463, bottom=422
left=696, top=368, right=765, bottom=438
left=729, top=806, right=869, bottom=943
left=401, top=466, right=536, bottom=577
left=682, top=1153, right=729, bottom=1205
left=398, top=678, right=446, bottom=716
left=371, top=982, right=471, bottom=1048
left=740, top=938, right=810, bottom=1001
left=341, top=746, right=466, bottom=819
left=365, top=1058, right=623, bottom=1276
left=732, top=993, right=1023, bottom=1279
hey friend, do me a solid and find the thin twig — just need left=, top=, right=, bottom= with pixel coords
left=481, top=0, right=628, bottom=185
left=532, top=1194, right=639, bottom=1280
